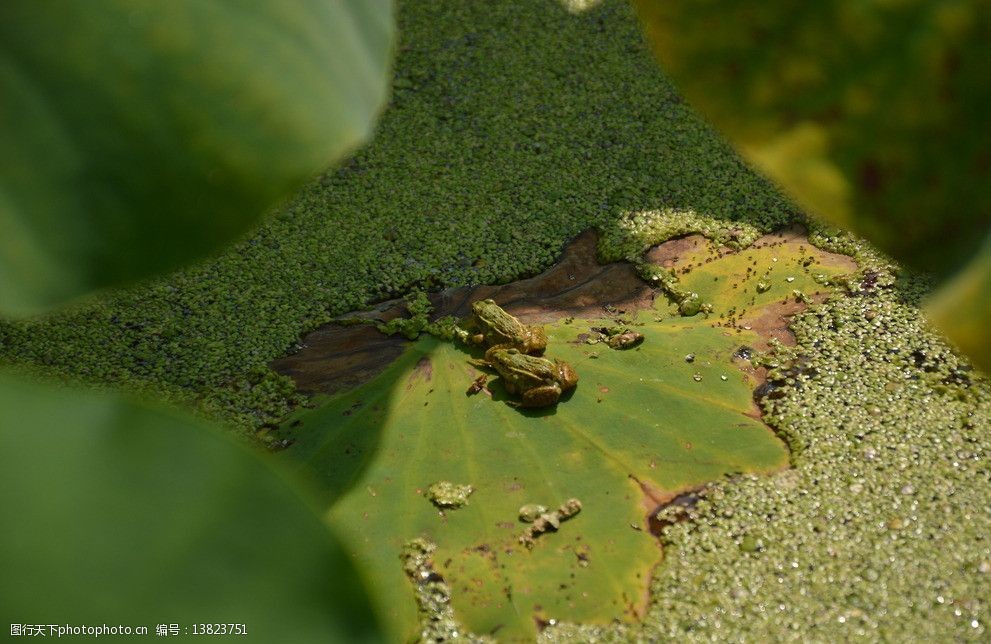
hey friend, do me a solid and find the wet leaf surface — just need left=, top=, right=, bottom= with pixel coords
left=278, top=229, right=855, bottom=641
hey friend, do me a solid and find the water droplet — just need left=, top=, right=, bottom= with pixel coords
left=693, top=374, right=702, bottom=382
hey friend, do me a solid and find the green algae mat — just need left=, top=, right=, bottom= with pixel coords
left=280, top=230, right=855, bottom=641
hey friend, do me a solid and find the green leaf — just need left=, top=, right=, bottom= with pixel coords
left=0, top=0, right=393, bottom=315
left=632, top=0, right=991, bottom=278
left=284, top=233, right=853, bottom=640
left=633, top=0, right=991, bottom=369
left=925, top=233, right=991, bottom=371
left=0, top=372, right=383, bottom=643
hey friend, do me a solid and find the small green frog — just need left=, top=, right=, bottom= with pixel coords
left=474, top=346, right=578, bottom=408
left=457, top=299, right=547, bottom=355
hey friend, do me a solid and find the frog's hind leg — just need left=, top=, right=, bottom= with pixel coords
left=520, top=385, right=561, bottom=408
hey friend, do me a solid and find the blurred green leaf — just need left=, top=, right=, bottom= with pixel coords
left=0, top=372, right=383, bottom=643
left=633, top=0, right=990, bottom=366
left=0, top=0, right=393, bottom=315
left=633, top=0, right=990, bottom=276
left=926, top=233, right=991, bottom=370
left=284, top=235, right=850, bottom=640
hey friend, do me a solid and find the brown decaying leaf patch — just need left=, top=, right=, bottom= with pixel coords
left=630, top=474, right=676, bottom=510
left=270, top=321, right=409, bottom=396
left=644, top=234, right=710, bottom=268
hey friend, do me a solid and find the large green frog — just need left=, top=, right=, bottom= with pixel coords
left=457, top=299, right=547, bottom=355
left=474, top=346, right=578, bottom=408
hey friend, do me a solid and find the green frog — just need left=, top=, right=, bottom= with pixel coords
left=457, top=299, right=547, bottom=355
left=473, top=346, right=578, bottom=408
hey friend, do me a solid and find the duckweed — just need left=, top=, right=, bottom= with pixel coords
left=519, top=504, right=549, bottom=523
left=519, top=498, right=583, bottom=548
left=400, top=538, right=490, bottom=643
left=424, top=481, right=474, bottom=509
left=376, top=291, right=459, bottom=341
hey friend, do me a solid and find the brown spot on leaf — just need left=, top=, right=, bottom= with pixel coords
left=629, top=474, right=676, bottom=514
left=738, top=297, right=820, bottom=352
left=643, top=234, right=707, bottom=267
left=407, top=357, right=433, bottom=390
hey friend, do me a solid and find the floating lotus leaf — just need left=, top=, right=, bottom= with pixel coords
left=283, top=230, right=855, bottom=640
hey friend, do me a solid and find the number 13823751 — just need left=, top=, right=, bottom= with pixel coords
left=192, top=624, right=247, bottom=635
